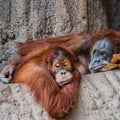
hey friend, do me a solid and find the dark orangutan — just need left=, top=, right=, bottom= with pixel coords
left=12, top=45, right=80, bottom=118
left=89, top=38, right=115, bottom=73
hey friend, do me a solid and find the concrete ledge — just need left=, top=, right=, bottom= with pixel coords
left=0, top=70, right=120, bottom=120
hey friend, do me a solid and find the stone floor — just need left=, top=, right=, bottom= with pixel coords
left=0, top=70, right=120, bottom=120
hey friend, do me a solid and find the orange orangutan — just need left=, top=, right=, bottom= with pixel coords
left=0, top=29, right=120, bottom=118
left=13, top=45, right=80, bottom=118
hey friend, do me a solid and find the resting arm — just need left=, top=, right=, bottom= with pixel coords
left=101, top=54, right=120, bottom=71
left=0, top=60, right=18, bottom=83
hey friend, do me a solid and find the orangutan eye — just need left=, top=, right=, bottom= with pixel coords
left=64, top=61, right=69, bottom=66
left=101, top=52, right=107, bottom=57
left=94, top=50, right=99, bottom=56
left=55, top=63, right=61, bottom=67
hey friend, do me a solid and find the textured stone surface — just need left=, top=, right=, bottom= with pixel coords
left=103, top=0, right=120, bottom=31
left=0, top=83, right=53, bottom=120
left=0, top=70, right=120, bottom=120
left=0, top=0, right=110, bottom=69
left=0, top=0, right=120, bottom=120
left=0, top=0, right=119, bottom=69
left=63, top=70, right=120, bottom=120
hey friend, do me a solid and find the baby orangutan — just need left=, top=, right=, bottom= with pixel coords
left=11, top=45, right=80, bottom=118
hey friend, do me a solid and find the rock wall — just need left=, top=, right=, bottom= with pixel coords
left=0, top=0, right=120, bottom=120
left=103, top=0, right=120, bottom=31
left=0, top=0, right=119, bottom=69
left=0, top=0, right=109, bottom=68
left=0, top=70, right=120, bottom=120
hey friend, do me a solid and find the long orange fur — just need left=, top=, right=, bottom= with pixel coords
left=12, top=45, right=81, bottom=118
left=18, top=29, right=120, bottom=56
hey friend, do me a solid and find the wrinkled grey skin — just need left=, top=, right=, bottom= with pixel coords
left=89, top=38, right=115, bottom=73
